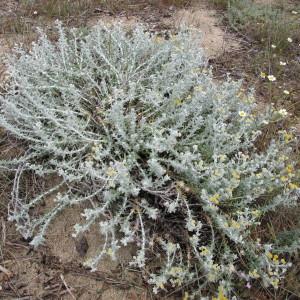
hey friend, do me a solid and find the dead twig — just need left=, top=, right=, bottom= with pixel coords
left=0, top=265, right=12, bottom=277
left=60, top=274, right=76, bottom=300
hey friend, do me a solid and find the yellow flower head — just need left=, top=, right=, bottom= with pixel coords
left=239, top=111, right=247, bottom=117
left=284, top=132, right=293, bottom=143
left=212, top=287, right=228, bottom=300
left=279, top=155, right=288, bottom=161
left=252, top=210, right=262, bottom=218
left=192, top=67, right=202, bottom=74
left=209, top=193, right=221, bottom=205
left=106, top=167, right=117, bottom=177
left=260, top=72, right=266, bottom=78
left=199, top=246, right=210, bottom=256
left=272, top=254, right=279, bottom=263
left=107, top=247, right=113, bottom=257
left=168, top=266, right=183, bottom=276
left=289, top=183, right=299, bottom=190
left=285, top=164, right=293, bottom=174
left=219, top=154, right=227, bottom=162
left=230, top=220, right=241, bottom=229
left=249, top=269, right=260, bottom=279
left=154, top=36, right=163, bottom=43
left=182, top=292, right=189, bottom=300
left=271, top=278, right=280, bottom=289
left=232, top=170, right=240, bottom=180
left=158, top=282, right=165, bottom=289
left=194, top=85, right=203, bottom=92
left=175, top=98, right=183, bottom=106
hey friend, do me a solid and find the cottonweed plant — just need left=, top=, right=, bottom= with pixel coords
left=0, top=23, right=299, bottom=298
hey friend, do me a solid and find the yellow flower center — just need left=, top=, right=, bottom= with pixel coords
left=209, top=193, right=221, bottom=205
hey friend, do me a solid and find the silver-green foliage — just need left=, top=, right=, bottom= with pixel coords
left=0, top=23, right=299, bottom=297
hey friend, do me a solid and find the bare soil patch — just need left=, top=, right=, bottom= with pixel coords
left=164, top=4, right=240, bottom=57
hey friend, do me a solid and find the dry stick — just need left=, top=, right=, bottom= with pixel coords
left=0, top=264, right=12, bottom=277
left=60, top=274, right=76, bottom=300
left=0, top=217, right=6, bottom=259
left=7, top=281, right=21, bottom=298
left=4, top=241, right=30, bottom=249
left=1, top=217, right=6, bottom=245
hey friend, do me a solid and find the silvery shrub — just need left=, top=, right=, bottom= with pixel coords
left=0, top=23, right=299, bottom=298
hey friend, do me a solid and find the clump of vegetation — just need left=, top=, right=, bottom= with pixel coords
left=0, top=0, right=100, bottom=36
left=225, top=0, right=299, bottom=49
left=0, top=24, right=299, bottom=298
left=22, top=0, right=103, bottom=18
left=211, top=0, right=300, bottom=149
